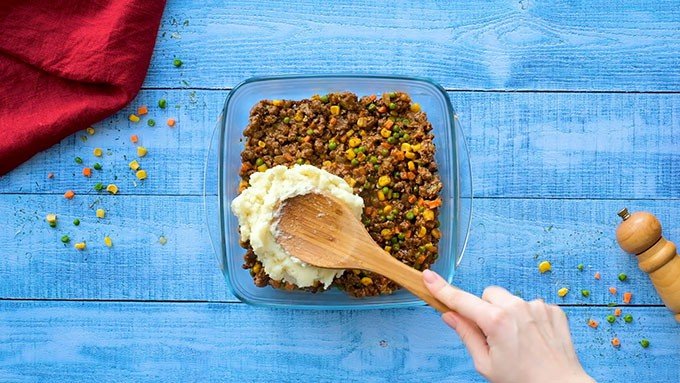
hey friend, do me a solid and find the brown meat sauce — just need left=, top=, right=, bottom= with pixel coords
left=238, top=92, right=442, bottom=297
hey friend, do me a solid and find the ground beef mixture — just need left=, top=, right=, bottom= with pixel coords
left=238, top=91, right=442, bottom=297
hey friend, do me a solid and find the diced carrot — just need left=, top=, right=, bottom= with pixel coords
left=167, top=118, right=176, bottom=127
left=588, top=319, right=599, bottom=328
left=368, top=94, right=377, bottom=101
left=137, top=106, right=148, bottom=115
left=623, top=292, right=632, bottom=304
left=383, top=119, right=394, bottom=129
left=408, top=195, right=417, bottom=204
left=614, top=308, right=622, bottom=317
left=329, top=117, right=337, bottom=126
left=609, top=287, right=618, bottom=295
left=392, top=150, right=405, bottom=161
left=423, top=198, right=442, bottom=209
left=611, top=337, right=620, bottom=347
left=240, top=163, right=252, bottom=173
left=594, top=272, right=601, bottom=280
left=82, top=167, right=92, bottom=177
left=64, top=190, right=75, bottom=199
left=130, top=134, right=139, bottom=144
left=377, top=106, right=387, bottom=113
left=406, top=171, right=416, bottom=180
left=303, top=135, right=311, bottom=143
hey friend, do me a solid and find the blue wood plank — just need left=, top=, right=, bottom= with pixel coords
left=1, top=90, right=678, bottom=199
left=2, top=195, right=677, bottom=304
left=0, top=302, right=678, bottom=383
left=142, top=0, right=680, bottom=91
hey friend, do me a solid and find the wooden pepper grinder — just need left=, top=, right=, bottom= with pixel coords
left=616, top=208, right=680, bottom=322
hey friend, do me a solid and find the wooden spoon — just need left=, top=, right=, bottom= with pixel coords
left=276, top=192, right=449, bottom=313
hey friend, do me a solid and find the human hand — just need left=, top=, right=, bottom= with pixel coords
left=423, top=270, right=594, bottom=383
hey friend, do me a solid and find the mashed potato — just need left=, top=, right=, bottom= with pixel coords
left=231, top=165, right=364, bottom=288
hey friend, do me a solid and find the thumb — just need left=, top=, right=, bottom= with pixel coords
left=442, top=311, right=490, bottom=375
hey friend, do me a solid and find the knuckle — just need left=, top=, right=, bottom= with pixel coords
left=487, top=308, right=508, bottom=327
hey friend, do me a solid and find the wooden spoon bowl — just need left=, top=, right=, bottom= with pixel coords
left=276, top=193, right=449, bottom=313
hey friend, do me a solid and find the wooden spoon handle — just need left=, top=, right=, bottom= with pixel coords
left=364, top=249, right=450, bottom=313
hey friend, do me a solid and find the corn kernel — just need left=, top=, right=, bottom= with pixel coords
left=345, top=148, right=356, bottom=160
left=129, top=160, right=140, bottom=171
left=238, top=180, right=249, bottom=192
left=405, top=151, right=416, bottom=159
left=96, top=208, right=106, bottom=219
left=401, top=143, right=412, bottom=152
left=74, top=242, right=86, bottom=250
left=346, top=177, right=357, bottom=187
left=104, top=236, right=113, bottom=247
left=378, top=176, right=391, bottom=187
left=330, top=105, right=340, bottom=115
left=380, top=128, right=392, bottom=138
left=360, top=277, right=373, bottom=286
left=257, top=164, right=268, bottom=172
left=45, top=213, right=57, bottom=224
left=356, top=117, right=367, bottom=127
left=408, top=161, right=416, bottom=171
left=411, top=144, right=421, bottom=151
left=129, top=114, right=140, bottom=122
left=417, top=226, right=427, bottom=238
left=410, top=103, right=421, bottom=112
left=86, top=127, right=95, bottom=135
left=106, top=184, right=118, bottom=194
left=271, top=99, right=284, bottom=106
left=257, top=140, right=266, bottom=148
left=538, top=260, right=552, bottom=274
left=137, top=146, right=147, bottom=157
left=352, top=269, right=361, bottom=275
left=348, top=137, right=361, bottom=148
left=252, top=262, right=262, bottom=273
left=381, top=229, right=392, bottom=238
left=557, top=287, right=569, bottom=297
left=384, top=246, right=392, bottom=253
left=93, top=148, right=103, bottom=157
left=432, top=228, right=441, bottom=239
left=322, top=160, right=332, bottom=168
left=422, top=209, right=435, bottom=221
left=383, top=205, right=393, bottom=214
left=136, top=170, right=147, bottom=180
left=295, top=111, right=304, bottom=122
left=377, top=191, right=385, bottom=201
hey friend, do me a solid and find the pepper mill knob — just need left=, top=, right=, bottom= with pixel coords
left=616, top=208, right=680, bottom=322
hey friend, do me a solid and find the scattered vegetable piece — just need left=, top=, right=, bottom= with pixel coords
left=594, top=272, right=601, bottom=280
left=129, top=114, right=140, bottom=122
left=158, top=99, right=167, bottom=109
left=94, top=182, right=104, bottom=192
left=106, top=184, right=119, bottom=194
left=74, top=242, right=86, bottom=250
left=47, top=172, right=54, bottom=179
left=137, top=146, right=148, bottom=157
left=640, top=339, right=650, bottom=348
left=173, top=58, right=183, bottom=67
left=46, top=214, right=57, bottom=227
left=587, top=319, right=598, bottom=328
left=93, top=163, right=102, bottom=171
left=581, top=289, right=590, bottom=297
left=130, top=134, right=139, bottom=144
left=623, top=292, right=632, bottom=304
left=86, top=127, right=95, bottom=135
left=64, top=190, right=75, bottom=199
left=623, top=314, right=633, bottom=323
left=136, top=170, right=147, bottom=180
left=557, top=287, right=569, bottom=297
left=167, top=118, right=176, bottom=127
left=147, top=119, right=156, bottom=127
left=577, top=263, right=584, bottom=271
left=410, top=103, right=421, bottom=112
left=614, top=308, right=622, bottom=317
left=360, top=277, right=373, bottom=286
left=104, top=236, right=113, bottom=247
left=609, top=287, right=618, bottom=295
left=82, top=167, right=92, bottom=177
left=96, top=208, right=106, bottom=219
left=538, top=260, right=552, bottom=274
left=159, top=236, right=167, bottom=245
left=93, top=148, right=103, bottom=157
left=611, top=337, right=620, bottom=348
left=73, top=218, right=80, bottom=226
left=61, top=235, right=70, bottom=243
left=330, top=105, right=340, bottom=115
left=137, top=106, right=148, bottom=115
left=75, top=157, right=83, bottom=164
left=618, top=273, right=628, bottom=282
left=129, top=160, right=140, bottom=171
left=606, top=315, right=616, bottom=324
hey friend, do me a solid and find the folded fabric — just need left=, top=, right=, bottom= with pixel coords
left=0, top=0, right=166, bottom=175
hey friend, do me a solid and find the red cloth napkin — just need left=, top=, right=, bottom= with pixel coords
left=0, top=0, right=166, bottom=175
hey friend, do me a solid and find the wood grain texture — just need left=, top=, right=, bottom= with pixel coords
left=0, top=302, right=678, bottom=383
left=1, top=90, right=678, bottom=199
left=2, top=195, right=678, bottom=305
left=142, top=0, right=680, bottom=91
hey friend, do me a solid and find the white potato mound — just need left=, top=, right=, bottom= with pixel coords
left=231, top=165, right=364, bottom=288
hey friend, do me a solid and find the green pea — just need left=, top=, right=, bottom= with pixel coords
left=386, top=214, right=394, bottom=221
left=75, top=157, right=83, bottom=164
left=418, top=245, right=426, bottom=252
left=307, top=129, right=314, bottom=136
left=93, top=163, right=102, bottom=170
left=392, top=131, right=400, bottom=138
left=391, top=237, right=398, bottom=244
left=61, top=235, right=70, bottom=244
left=362, top=218, right=371, bottom=226
left=255, top=158, right=264, bottom=166
left=393, top=192, right=400, bottom=199
left=49, top=221, right=57, bottom=228
left=577, top=264, right=584, bottom=271
left=368, top=103, right=376, bottom=111
left=388, top=92, right=396, bottom=99
left=173, top=58, right=183, bottom=67
left=389, top=102, right=397, bottom=110
left=382, top=187, right=389, bottom=194
left=94, top=182, right=104, bottom=191
left=393, top=243, right=400, bottom=250
left=387, top=137, right=396, bottom=144
left=394, top=172, right=401, bottom=179
left=283, top=117, right=290, bottom=124
left=640, top=339, right=650, bottom=348
left=393, top=126, right=401, bottom=133
left=147, top=119, right=156, bottom=127
left=374, top=165, right=380, bottom=171
left=623, top=314, right=633, bottom=323
left=406, top=211, right=415, bottom=220
left=369, top=156, right=378, bottom=164
left=328, top=141, right=337, bottom=150
left=296, top=158, right=304, bottom=165
left=380, top=149, right=389, bottom=156
left=357, top=146, right=366, bottom=153
left=402, top=119, right=411, bottom=126
left=320, top=95, right=329, bottom=103
left=158, top=99, right=167, bottom=109
left=351, top=159, right=359, bottom=166
left=402, top=133, right=411, bottom=141
left=353, top=147, right=360, bottom=154
left=72, top=219, right=80, bottom=226
left=397, top=233, right=406, bottom=240
left=618, top=273, right=628, bottom=282
left=606, top=315, right=616, bottom=324
left=581, top=290, right=590, bottom=297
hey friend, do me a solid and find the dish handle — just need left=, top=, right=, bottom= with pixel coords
left=454, top=113, right=473, bottom=269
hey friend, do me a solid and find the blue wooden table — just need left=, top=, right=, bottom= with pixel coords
left=1, top=1, right=679, bottom=382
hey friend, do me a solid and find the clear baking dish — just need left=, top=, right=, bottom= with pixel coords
left=204, top=75, right=471, bottom=310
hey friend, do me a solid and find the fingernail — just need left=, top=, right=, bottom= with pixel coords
left=423, top=269, right=438, bottom=284
left=442, top=312, right=457, bottom=329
